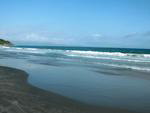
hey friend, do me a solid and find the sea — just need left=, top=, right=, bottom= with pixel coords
left=0, top=45, right=150, bottom=113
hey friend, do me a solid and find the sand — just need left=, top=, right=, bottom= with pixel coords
left=0, top=66, right=137, bottom=113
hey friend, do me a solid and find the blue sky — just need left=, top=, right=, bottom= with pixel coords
left=0, top=0, right=150, bottom=48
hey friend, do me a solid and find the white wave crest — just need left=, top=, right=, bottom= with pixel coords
left=1, top=47, right=150, bottom=63
left=67, top=50, right=127, bottom=56
left=0, top=46, right=10, bottom=49
left=97, top=63, right=150, bottom=72
left=65, top=50, right=150, bottom=62
left=0, top=46, right=66, bottom=55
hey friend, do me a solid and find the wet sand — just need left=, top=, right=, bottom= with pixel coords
left=0, top=66, right=137, bottom=113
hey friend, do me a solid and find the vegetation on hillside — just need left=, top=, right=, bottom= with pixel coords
left=0, top=39, right=13, bottom=46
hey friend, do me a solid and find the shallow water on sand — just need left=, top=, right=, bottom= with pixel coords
left=0, top=47, right=150, bottom=112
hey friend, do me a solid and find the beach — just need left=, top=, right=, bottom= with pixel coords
left=0, top=0, right=149, bottom=112
left=0, top=46, right=150, bottom=113
left=1, top=0, right=150, bottom=112
left=0, top=66, right=136, bottom=113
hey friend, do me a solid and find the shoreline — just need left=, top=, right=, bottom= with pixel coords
left=0, top=66, right=137, bottom=113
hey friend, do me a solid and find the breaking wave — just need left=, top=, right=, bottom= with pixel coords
left=96, top=63, right=150, bottom=72
left=1, top=46, right=150, bottom=72
left=66, top=50, right=150, bottom=58
left=1, top=46, right=150, bottom=62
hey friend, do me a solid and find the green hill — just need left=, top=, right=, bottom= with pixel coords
left=0, top=39, right=13, bottom=46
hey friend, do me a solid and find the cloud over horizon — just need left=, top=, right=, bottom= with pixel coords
left=123, top=31, right=150, bottom=38
left=0, top=0, right=150, bottom=48
left=0, top=28, right=150, bottom=48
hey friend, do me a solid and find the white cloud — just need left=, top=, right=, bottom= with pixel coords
left=92, top=33, right=102, bottom=37
left=1, top=30, right=77, bottom=45
left=124, top=32, right=138, bottom=38
left=0, top=32, right=5, bottom=35
left=22, top=33, right=50, bottom=42
left=123, top=31, right=150, bottom=39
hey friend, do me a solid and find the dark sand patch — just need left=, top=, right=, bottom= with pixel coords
left=0, top=66, right=137, bottom=113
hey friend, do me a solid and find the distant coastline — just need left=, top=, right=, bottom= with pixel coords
left=0, top=39, right=13, bottom=46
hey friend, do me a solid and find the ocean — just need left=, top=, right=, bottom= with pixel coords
left=0, top=45, right=150, bottom=113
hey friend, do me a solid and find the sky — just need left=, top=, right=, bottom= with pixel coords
left=0, top=0, right=150, bottom=48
